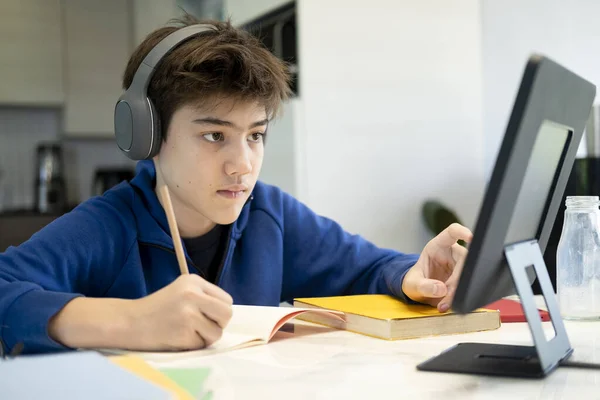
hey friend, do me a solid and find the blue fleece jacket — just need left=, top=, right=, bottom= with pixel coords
left=0, top=160, right=419, bottom=354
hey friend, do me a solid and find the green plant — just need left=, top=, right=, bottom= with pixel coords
left=422, top=200, right=466, bottom=247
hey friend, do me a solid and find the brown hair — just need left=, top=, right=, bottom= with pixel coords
left=122, top=15, right=292, bottom=139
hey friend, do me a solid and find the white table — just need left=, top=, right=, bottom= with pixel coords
left=151, top=299, right=600, bottom=400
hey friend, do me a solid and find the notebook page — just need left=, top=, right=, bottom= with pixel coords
left=97, top=305, right=342, bottom=362
left=123, top=331, right=262, bottom=362
left=226, top=305, right=311, bottom=340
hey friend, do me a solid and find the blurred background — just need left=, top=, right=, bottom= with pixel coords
left=2, top=0, right=600, bottom=291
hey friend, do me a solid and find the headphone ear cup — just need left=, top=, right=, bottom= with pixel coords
left=115, top=24, right=213, bottom=160
left=146, top=99, right=162, bottom=159
left=114, top=95, right=135, bottom=156
left=115, top=92, right=158, bottom=160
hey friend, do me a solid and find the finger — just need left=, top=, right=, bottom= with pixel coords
left=196, top=293, right=233, bottom=329
left=202, top=282, right=234, bottom=305
left=447, top=244, right=467, bottom=285
left=435, top=223, right=473, bottom=248
left=451, top=242, right=468, bottom=266
left=193, top=311, right=223, bottom=347
left=437, top=268, right=462, bottom=311
left=438, top=272, right=461, bottom=311
left=437, top=247, right=468, bottom=312
left=416, top=278, right=448, bottom=299
left=192, top=332, right=206, bottom=350
left=437, top=286, right=455, bottom=313
left=180, top=314, right=205, bottom=350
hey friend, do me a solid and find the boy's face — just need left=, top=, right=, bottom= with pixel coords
left=157, top=98, right=267, bottom=227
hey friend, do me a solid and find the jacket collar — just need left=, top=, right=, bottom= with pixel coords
left=128, top=160, right=251, bottom=246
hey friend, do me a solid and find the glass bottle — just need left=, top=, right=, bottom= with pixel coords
left=557, top=196, right=600, bottom=320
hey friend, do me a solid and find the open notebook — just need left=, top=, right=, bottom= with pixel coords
left=101, top=305, right=343, bottom=362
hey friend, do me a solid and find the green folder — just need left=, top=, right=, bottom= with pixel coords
left=159, top=366, right=213, bottom=400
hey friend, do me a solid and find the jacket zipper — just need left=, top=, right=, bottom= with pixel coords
left=139, top=242, right=206, bottom=278
left=214, top=225, right=234, bottom=285
left=137, top=195, right=249, bottom=285
left=213, top=195, right=251, bottom=284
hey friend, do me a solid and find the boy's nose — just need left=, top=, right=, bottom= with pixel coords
left=224, top=146, right=253, bottom=176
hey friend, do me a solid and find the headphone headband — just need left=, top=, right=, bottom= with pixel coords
left=115, top=24, right=213, bottom=160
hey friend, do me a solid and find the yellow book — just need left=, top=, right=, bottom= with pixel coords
left=293, top=294, right=500, bottom=340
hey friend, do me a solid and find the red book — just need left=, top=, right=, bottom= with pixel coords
left=484, top=298, right=550, bottom=323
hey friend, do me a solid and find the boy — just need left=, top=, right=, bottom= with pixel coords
left=0, top=17, right=471, bottom=355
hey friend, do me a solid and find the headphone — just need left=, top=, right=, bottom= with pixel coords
left=114, top=25, right=212, bottom=160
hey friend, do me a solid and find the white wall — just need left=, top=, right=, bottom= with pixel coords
left=258, top=99, right=299, bottom=197
left=224, top=0, right=293, bottom=24
left=298, top=0, right=485, bottom=253
left=482, top=0, right=600, bottom=177
left=132, top=0, right=181, bottom=45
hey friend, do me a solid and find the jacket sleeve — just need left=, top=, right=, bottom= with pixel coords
left=0, top=195, right=135, bottom=354
left=280, top=192, right=420, bottom=303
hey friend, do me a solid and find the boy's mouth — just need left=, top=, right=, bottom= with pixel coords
left=217, top=190, right=245, bottom=199
left=216, top=184, right=248, bottom=199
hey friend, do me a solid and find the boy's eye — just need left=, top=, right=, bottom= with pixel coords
left=203, top=132, right=224, bottom=142
left=249, top=132, right=265, bottom=142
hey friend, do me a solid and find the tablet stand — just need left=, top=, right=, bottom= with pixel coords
left=417, top=239, right=572, bottom=378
